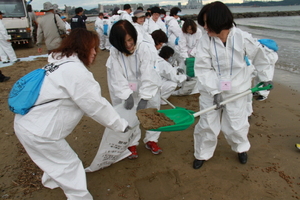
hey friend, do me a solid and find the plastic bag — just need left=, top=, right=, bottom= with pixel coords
left=85, top=103, right=140, bottom=172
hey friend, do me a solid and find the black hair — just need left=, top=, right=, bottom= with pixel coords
left=160, top=8, right=166, bottom=15
left=123, top=4, right=131, bottom=10
left=151, top=6, right=161, bottom=14
left=109, top=20, right=137, bottom=55
left=151, top=29, right=168, bottom=45
left=159, top=46, right=174, bottom=60
left=112, top=7, right=120, bottom=15
left=137, top=6, right=144, bottom=11
left=26, top=4, right=32, bottom=12
left=75, top=7, right=83, bottom=14
left=170, top=7, right=181, bottom=16
left=145, top=12, right=151, bottom=17
left=132, top=16, right=137, bottom=23
left=197, top=1, right=234, bottom=34
left=182, top=18, right=197, bottom=34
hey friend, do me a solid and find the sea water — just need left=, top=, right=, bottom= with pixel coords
left=235, top=16, right=300, bottom=90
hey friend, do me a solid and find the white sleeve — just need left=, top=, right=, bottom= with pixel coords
left=244, top=31, right=273, bottom=81
left=158, top=20, right=167, bottom=33
left=189, top=29, right=203, bottom=57
left=178, top=34, right=189, bottom=59
left=137, top=43, right=161, bottom=100
left=0, top=21, right=10, bottom=40
left=159, top=61, right=186, bottom=83
left=106, top=49, right=133, bottom=100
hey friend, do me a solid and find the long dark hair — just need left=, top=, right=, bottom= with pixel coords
left=51, top=28, right=99, bottom=66
left=197, top=1, right=235, bottom=34
left=109, top=20, right=137, bottom=55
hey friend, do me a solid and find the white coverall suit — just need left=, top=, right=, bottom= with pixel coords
left=106, top=40, right=162, bottom=144
left=14, top=54, right=128, bottom=200
left=143, top=17, right=166, bottom=34
left=0, top=19, right=18, bottom=62
left=156, top=56, right=187, bottom=103
left=164, top=16, right=184, bottom=68
left=178, top=27, right=203, bottom=61
left=194, top=27, right=273, bottom=160
left=95, top=17, right=105, bottom=50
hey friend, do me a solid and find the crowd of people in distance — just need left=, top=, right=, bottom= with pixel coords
left=4, top=1, right=280, bottom=199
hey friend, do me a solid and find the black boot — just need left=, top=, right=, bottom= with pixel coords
left=0, top=70, right=10, bottom=82
left=238, top=152, right=248, bottom=164
left=193, top=159, right=205, bottom=169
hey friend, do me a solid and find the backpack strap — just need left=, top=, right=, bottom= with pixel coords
left=32, top=61, right=74, bottom=108
left=43, top=61, right=73, bottom=74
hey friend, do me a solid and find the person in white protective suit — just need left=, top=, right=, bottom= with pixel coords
left=150, top=29, right=168, bottom=51
left=252, top=39, right=278, bottom=101
left=61, top=16, right=71, bottom=35
left=171, top=18, right=203, bottom=96
left=192, top=1, right=274, bottom=169
left=178, top=19, right=203, bottom=68
left=106, top=20, right=163, bottom=159
left=119, top=4, right=133, bottom=23
left=143, top=6, right=166, bottom=34
left=132, top=10, right=154, bottom=45
left=0, top=11, right=20, bottom=63
left=110, top=7, right=120, bottom=24
left=13, top=28, right=129, bottom=200
left=164, top=7, right=185, bottom=68
left=157, top=45, right=190, bottom=105
left=95, top=13, right=105, bottom=50
left=102, top=15, right=112, bottom=50
left=245, top=39, right=278, bottom=118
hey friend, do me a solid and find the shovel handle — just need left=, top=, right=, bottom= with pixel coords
left=161, top=97, right=176, bottom=108
left=192, top=90, right=252, bottom=117
left=192, top=82, right=272, bottom=118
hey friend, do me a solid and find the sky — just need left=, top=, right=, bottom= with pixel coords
left=30, top=0, right=247, bottom=11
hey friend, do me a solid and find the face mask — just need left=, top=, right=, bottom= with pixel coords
left=160, top=15, right=165, bottom=18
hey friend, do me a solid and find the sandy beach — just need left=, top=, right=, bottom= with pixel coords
left=0, top=24, right=300, bottom=199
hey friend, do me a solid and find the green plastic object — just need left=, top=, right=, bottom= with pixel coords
left=185, top=57, right=195, bottom=77
left=251, top=82, right=273, bottom=92
left=150, top=109, right=195, bottom=132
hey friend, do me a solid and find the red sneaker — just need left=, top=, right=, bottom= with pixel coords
left=145, top=141, right=162, bottom=155
left=128, top=146, right=138, bottom=159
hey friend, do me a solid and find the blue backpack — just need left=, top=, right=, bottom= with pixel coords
left=258, top=39, right=278, bottom=52
left=8, top=61, right=71, bottom=115
left=103, top=24, right=109, bottom=36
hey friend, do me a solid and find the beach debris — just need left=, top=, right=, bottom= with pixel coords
left=136, top=108, right=175, bottom=130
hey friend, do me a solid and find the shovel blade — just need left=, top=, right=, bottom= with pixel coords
left=150, top=109, right=195, bottom=132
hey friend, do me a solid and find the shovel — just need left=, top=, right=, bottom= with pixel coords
left=161, top=97, right=195, bottom=114
left=150, top=82, right=273, bottom=132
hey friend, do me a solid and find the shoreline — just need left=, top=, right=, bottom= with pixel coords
left=274, top=68, right=300, bottom=92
